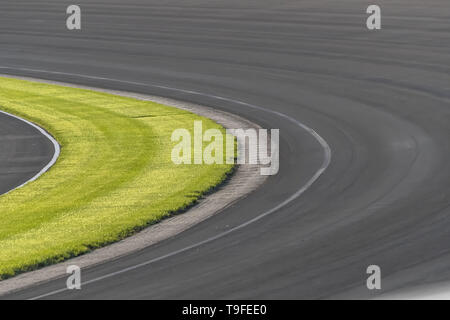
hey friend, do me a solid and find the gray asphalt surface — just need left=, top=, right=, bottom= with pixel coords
left=1, top=0, right=450, bottom=299
left=0, top=112, right=54, bottom=196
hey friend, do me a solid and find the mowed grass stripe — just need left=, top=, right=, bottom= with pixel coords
left=0, top=77, right=233, bottom=279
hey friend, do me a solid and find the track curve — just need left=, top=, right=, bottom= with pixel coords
left=0, top=111, right=55, bottom=196
left=1, top=0, right=450, bottom=299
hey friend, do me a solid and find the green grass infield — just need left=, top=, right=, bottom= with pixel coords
left=0, top=77, right=234, bottom=279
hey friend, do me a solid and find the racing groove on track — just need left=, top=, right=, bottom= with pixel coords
left=1, top=0, right=450, bottom=299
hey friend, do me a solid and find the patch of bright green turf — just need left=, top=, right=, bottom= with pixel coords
left=0, top=77, right=234, bottom=279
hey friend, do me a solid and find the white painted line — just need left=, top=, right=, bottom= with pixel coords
left=0, top=110, right=60, bottom=195
left=0, top=67, right=331, bottom=300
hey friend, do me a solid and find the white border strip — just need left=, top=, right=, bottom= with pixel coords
left=0, top=110, right=60, bottom=195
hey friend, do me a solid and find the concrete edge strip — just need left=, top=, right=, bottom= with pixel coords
left=0, top=75, right=268, bottom=296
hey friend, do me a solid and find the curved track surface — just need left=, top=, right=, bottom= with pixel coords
left=1, top=0, right=450, bottom=299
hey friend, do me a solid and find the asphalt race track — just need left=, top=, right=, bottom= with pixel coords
left=1, top=0, right=450, bottom=299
